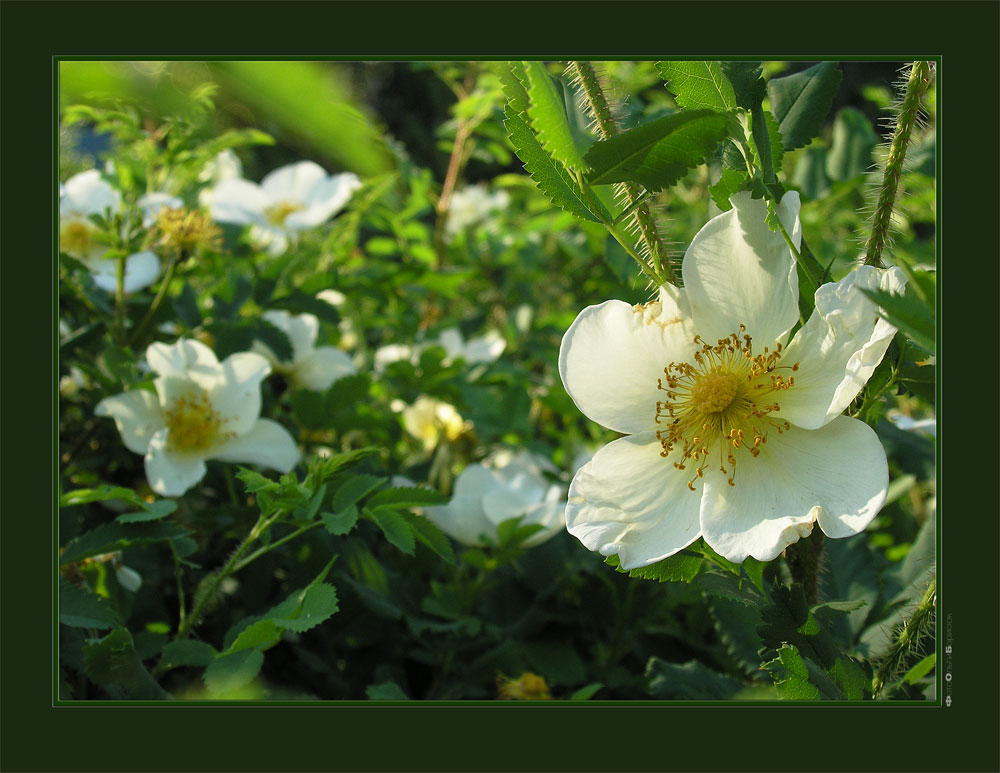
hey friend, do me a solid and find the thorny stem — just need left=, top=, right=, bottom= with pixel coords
left=872, top=576, right=936, bottom=699
left=863, top=61, right=934, bottom=267
left=569, top=61, right=676, bottom=284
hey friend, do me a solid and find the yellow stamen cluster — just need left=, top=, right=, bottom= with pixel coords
left=496, top=671, right=552, bottom=700
left=60, top=219, right=95, bottom=256
left=263, top=200, right=306, bottom=227
left=155, top=207, right=222, bottom=254
left=164, top=389, right=231, bottom=453
left=654, top=326, right=798, bottom=491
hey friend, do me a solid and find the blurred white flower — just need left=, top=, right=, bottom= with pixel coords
left=95, top=338, right=300, bottom=496
left=887, top=410, right=936, bottom=438
left=396, top=396, right=469, bottom=452
left=424, top=449, right=566, bottom=547
left=115, top=563, right=143, bottom=592
left=254, top=310, right=356, bottom=391
left=445, top=184, right=510, bottom=236
left=316, top=288, right=347, bottom=307
left=59, top=366, right=90, bottom=400
left=59, top=170, right=161, bottom=293
left=374, top=327, right=505, bottom=372
left=209, top=160, right=361, bottom=255
left=198, top=149, right=244, bottom=208
left=137, top=191, right=184, bottom=227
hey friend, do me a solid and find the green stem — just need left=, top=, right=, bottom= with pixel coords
left=129, top=249, right=181, bottom=347
left=863, top=62, right=934, bottom=267
left=570, top=61, right=675, bottom=284
left=232, top=520, right=324, bottom=573
left=115, top=253, right=127, bottom=345
left=168, top=540, right=187, bottom=629
left=872, top=576, right=936, bottom=699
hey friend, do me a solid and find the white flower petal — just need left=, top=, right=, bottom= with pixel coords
left=210, top=179, right=268, bottom=225
left=61, top=170, right=121, bottom=217
left=146, top=338, right=221, bottom=384
left=293, top=347, right=356, bottom=391
left=317, top=289, right=346, bottom=307
left=137, top=192, right=183, bottom=226
left=566, top=432, right=703, bottom=570
left=144, top=428, right=207, bottom=496
left=208, top=352, right=271, bottom=435
left=682, top=191, right=801, bottom=347
left=115, top=565, right=143, bottom=592
left=424, top=464, right=500, bottom=546
left=95, top=389, right=164, bottom=454
left=437, top=328, right=466, bottom=360
left=118, top=251, right=161, bottom=293
left=286, top=172, right=362, bottom=228
left=558, top=295, right=694, bottom=435
left=463, top=330, right=506, bottom=364
left=779, top=266, right=907, bottom=429
left=210, top=418, right=301, bottom=473
left=374, top=344, right=413, bottom=372
left=520, top=500, right=567, bottom=546
left=699, top=416, right=889, bottom=562
left=260, top=161, right=328, bottom=204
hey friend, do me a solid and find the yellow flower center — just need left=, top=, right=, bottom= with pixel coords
left=264, top=200, right=306, bottom=227
left=164, top=389, right=230, bottom=453
left=60, top=220, right=94, bottom=256
left=654, top=326, right=798, bottom=490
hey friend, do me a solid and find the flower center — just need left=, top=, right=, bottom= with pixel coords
left=60, top=220, right=94, bottom=256
left=654, top=326, right=798, bottom=491
left=164, top=389, right=228, bottom=453
left=264, top=200, right=306, bottom=227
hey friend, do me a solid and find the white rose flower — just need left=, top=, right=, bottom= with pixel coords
left=424, top=449, right=566, bottom=547
left=59, top=170, right=161, bottom=293
left=254, top=310, right=356, bottom=391
left=209, top=160, right=361, bottom=256
left=373, top=327, right=505, bottom=372
left=559, top=191, right=906, bottom=568
left=95, top=338, right=300, bottom=497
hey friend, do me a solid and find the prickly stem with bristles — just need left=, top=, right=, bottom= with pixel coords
left=871, top=575, right=936, bottom=699
left=567, top=61, right=677, bottom=285
left=863, top=61, right=934, bottom=268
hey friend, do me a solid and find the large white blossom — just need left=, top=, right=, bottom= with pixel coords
left=95, top=338, right=300, bottom=496
left=559, top=192, right=906, bottom=568
left=59, top=170, right=165, bottom=293
left=253, top=310, right=356, bottom=391
left=209, top=160, right=361, bottom=255
left=424, top=449, right=566, bottom=547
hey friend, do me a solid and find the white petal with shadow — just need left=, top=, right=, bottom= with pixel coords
left=95, top=389, right=164, bottom=454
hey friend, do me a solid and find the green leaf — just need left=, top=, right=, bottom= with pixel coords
left=160, top=639, right=218, bottom=668
left=758, top=584, right=840, bottom=669
left=602, top=234, right=634, bottom=283
left=749, top=109, right=784, bottom=174
left=402, top=512, right=456, bottom=564
left=585, top=110, right=733, bottom=190
left=267, top=582, right=339, bottom=633
left=82, top=628, right=169, bottom=699
left=322, top=504, right=359, bottom=536
left=203, top=648, right=264, bottom=695
left=860, top=287, right=935, bottom=355
left=367, top=508, right=416, bottom=555
left=60, top=485, right=147, bottom=510
left=903, top=653, right=936, bottom=685
left=762, top=644, right=844, bottom=700
left=768, top=62, right=842, bottom=151
left=709, top=168, right=747, bottom=210
left=828, top=655, right=870, bottom=700
left=252, top=318, right=294, bottom=363
left=524, top=61, right=587, bottom=171
left=366, top=681, right=409, bottom=700
left=331, top=474, right=387, bottom=512
left=790, top=144, right=831, bottom=199
left=657, top=61, right=737, bottom=112
left=569, top=682, right=604, bottom=700
left=223, top=619, right=283, bottom=655
left=493, top=62, right=530, bottom=114
left=825, top=107, right=878, bottom=181
left=610, top=551, right=703, bottom=583
left=115, top=499, right=178, bottom=523
left=505, top=105, right=606, bottom=223
left=235, top=467, right=280, bottom=494
left=708, top=597, right=765, bottom=678
left=719, top=61, right=765, bottom=109
left=59, top=578, right=121, bottom=629
left=646, top=658, right=743, bottom=699
left=60, top=522, right=192, bottom=565
left=693, top=571, right=763, bottom=607
left=366, top=486, right=448, bottom=509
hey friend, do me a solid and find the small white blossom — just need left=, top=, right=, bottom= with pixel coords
left=445, top=184, right=510, bottom=236
left=374, top=327, right=505, bottom=372
left=254, top=310, right=356, bottom=391
left=95, top=338, right=300, bottom=496
left=59, top=170, right=161, bottom=293
left=209, top=161, right=361, bottom=255
left=424, top=449, right=566, bottom=547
